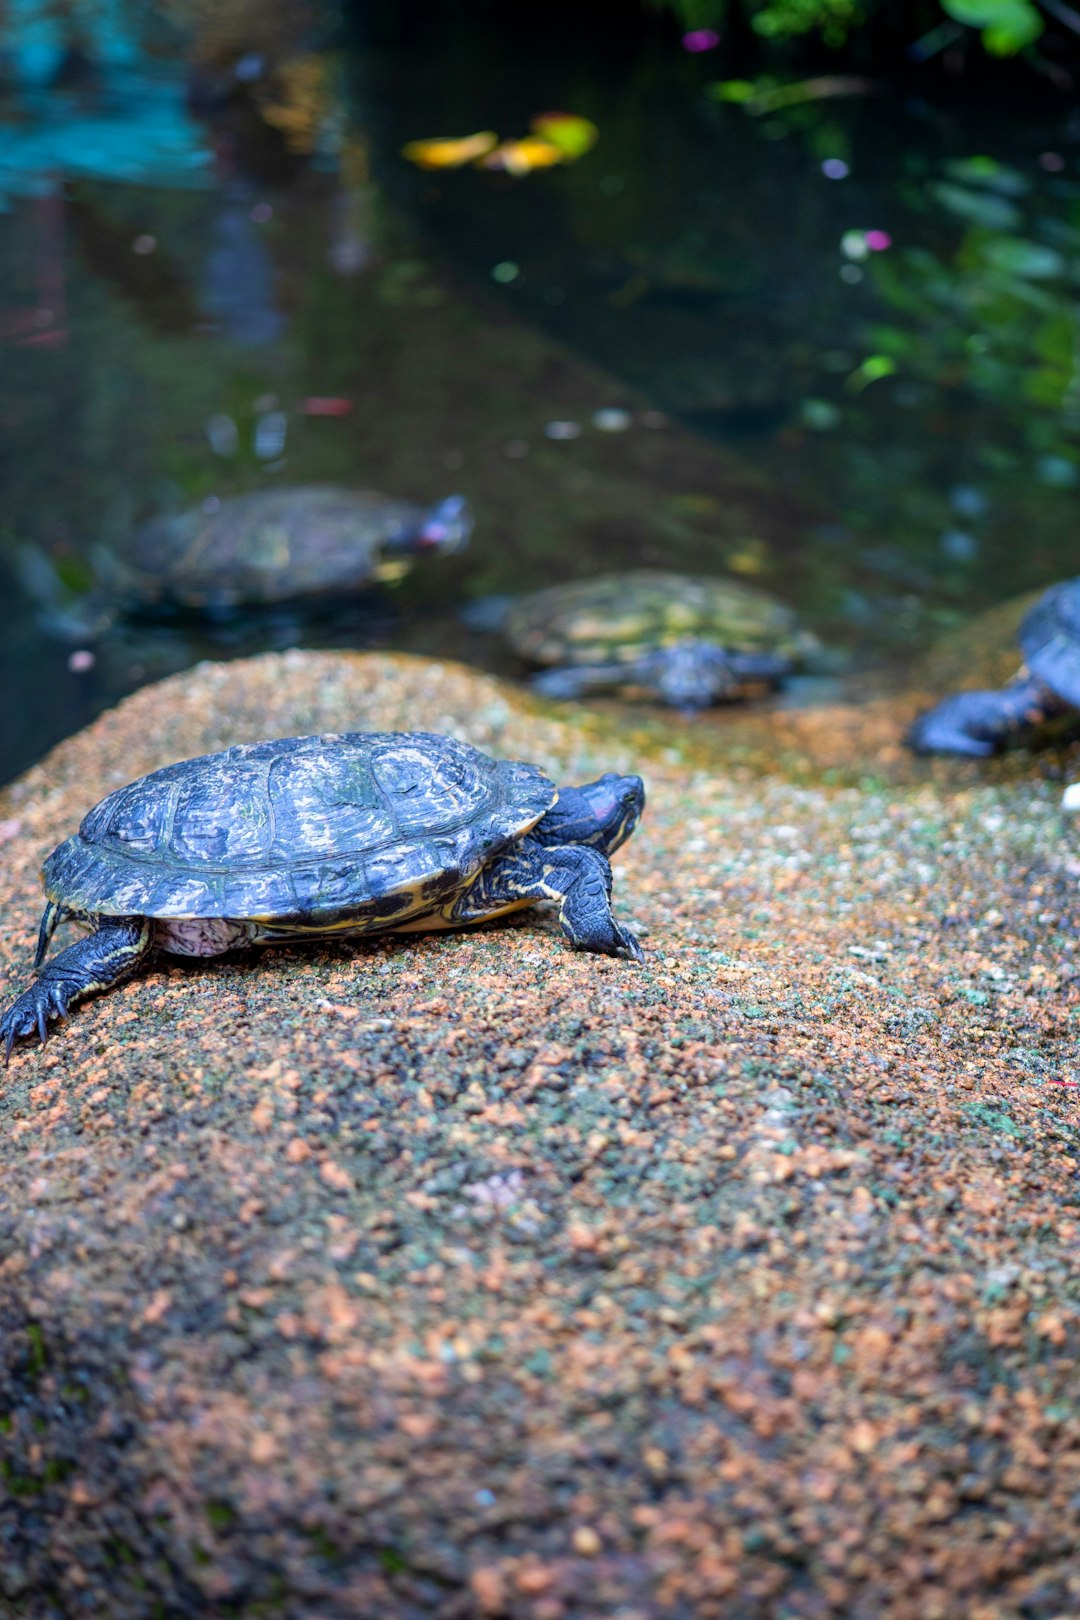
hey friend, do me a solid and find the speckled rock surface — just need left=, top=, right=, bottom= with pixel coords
left=1, top=651, right=1078, bottom=1620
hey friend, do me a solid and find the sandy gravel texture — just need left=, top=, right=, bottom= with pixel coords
left=0, top=651, right=1078, bottom=1620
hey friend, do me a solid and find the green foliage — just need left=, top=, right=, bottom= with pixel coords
left=657, top=0, right=1049, bottom=58
left=940, top=0, right=1043, bottom=54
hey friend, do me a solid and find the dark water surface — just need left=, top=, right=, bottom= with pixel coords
left=2, top=4, right=1080, bottom=784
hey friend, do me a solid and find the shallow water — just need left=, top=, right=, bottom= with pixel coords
left=2, top=4, right=1080, bottom=784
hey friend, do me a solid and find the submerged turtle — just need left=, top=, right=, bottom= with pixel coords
left=20, top=486, right=471, bottom=633
left=1, top=731, right=644, bottom=1054
left=501, top=570, right=817, bottom=710
left=908, top=577, right=1080, bottom=755
left=123, top=485, right=471, bottom=611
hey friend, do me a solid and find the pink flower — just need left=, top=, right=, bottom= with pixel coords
left=682, top=29, right=720, bottom=51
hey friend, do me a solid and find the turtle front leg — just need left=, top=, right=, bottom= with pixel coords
left=907, top=672, right=1068, bottom=756
left=530, top=662, right=632, bottom=701
left=452, top=838, right=644, bottom=963
left=2, top=916, right=153, bottom=1060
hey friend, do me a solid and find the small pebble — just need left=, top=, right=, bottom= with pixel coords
left=1061, top=783, right=1080, bottom=812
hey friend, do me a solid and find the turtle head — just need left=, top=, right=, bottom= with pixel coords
left=386, top=494, right=473, bottom=559
left=538, top=773, right=645, bottom=856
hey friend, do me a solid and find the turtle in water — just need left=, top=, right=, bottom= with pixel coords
left=497, top=570, right=817, bottom=710
left=908, top=577, right=1080, bottom=755
left=19, top=486, right=471, bottom=633
left=123, top=485, right=471, bottom=611
left=0, top=731, right=644, bottom=1055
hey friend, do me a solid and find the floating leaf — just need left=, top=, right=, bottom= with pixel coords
left=401, top=132, right=498, bottom=170
left=480, top=137, right=565, bottom=175
left=529, top=113, right=599, bottom=161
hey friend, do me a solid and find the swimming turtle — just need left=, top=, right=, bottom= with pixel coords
left=122, top=485, right=471, bottom=611
left=0, top=731, right=644, bottom=1054
left=20, top=486, right=471, bottom=633
left=907, top=577, right=1080, bottom=755
left=500, top=569, right=817, bottom=710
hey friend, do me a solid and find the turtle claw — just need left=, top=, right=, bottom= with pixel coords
left=615, top=923, right=645, bottom=965
left=0, top=977, right=69, bottom=1061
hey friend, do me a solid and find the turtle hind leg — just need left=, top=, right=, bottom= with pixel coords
left=452, top=838, right=644, bottom=963
left=907, top=672, right=1067, bottom=756
left=2, top=917, right=153, bottom=1061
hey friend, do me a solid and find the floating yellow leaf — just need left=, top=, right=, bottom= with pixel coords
left=529, top=112, right=599, bottom=160
left=401, top=131, right=498, bottom=170
left=480, top=137, right=565, bottom=176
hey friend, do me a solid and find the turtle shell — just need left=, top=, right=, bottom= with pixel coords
left=126, top=486, right=436, bottom=609
left=43, top=732, right=556, bottom=924
left=1019, top=578, right=1080, bottom=707
left=506, top=570, right=812, bottom=668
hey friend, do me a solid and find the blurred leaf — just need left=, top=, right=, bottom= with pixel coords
left=940, top=0, right=1043, bottom=53
left=943, top=156, right=1029, bottom=196
left=930, top=182, right=1022, bottom=231
left=979, top=237, right=1064, bottom=279
left=400, top=132, right=498, bottom=170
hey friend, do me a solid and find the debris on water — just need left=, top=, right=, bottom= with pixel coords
left=949, top=484, right=988, bottom=517
left=67, top=649, right=95, bottom=672
left=592, top=407, right=632, bottom=431
left=800, top=398, right=841, bottom=430
left=940, top=530, right=979, bottom=562
left=492, top=261, right=520, bottom=284
left=481, top=137, right=564, bottom=175
left=1062, top=783, right=1080, bottom=812
left=206, top=414, right=239, bottom=456
left=530, top=113, right=599, bottom=159
left=682, top=28, right=720, bottom=51
left=822, top=158, right=850, bottom=179
left=302, top=397, right=353, bottom=416
left=401, top=132, right=498, bottom=169
left=254, top=410, right=287, bottom=460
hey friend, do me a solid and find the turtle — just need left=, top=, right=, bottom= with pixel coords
left=121, top=485, right=472, bottom=611
left=907, top=577, right=1080, bottom=756
left=498, top=570, right=818, bottom=710
left=19, top=486, right=472, bottom=634
left=0, top=731, right=644, bottom=1055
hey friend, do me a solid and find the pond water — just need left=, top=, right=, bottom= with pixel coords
left=2, top=2, right=1080, bottom=784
